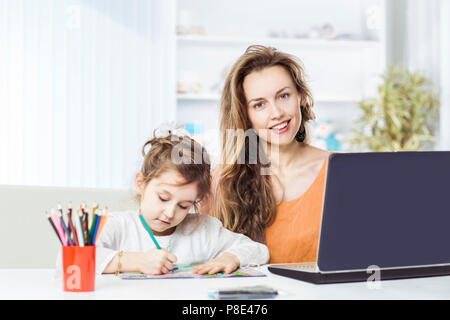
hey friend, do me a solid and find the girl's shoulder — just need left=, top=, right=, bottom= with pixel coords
left=177, top=213, right=223, bottom=235
left=106, top=210, right=137, bottom=218
left=104, top=210, right=139, bottom=227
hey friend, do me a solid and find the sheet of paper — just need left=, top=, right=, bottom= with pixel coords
left=119, top=265, right=266, bottom=279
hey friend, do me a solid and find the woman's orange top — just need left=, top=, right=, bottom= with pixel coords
left=265, top=155, right=329, bottom=263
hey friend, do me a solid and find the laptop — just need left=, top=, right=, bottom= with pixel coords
left=268, top=151, right=450, bottom=284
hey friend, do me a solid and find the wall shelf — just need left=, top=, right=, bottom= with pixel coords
left=177, top=93, right=221, bottom=101
left=175, top=0, right=387, bottom=152
left=177, top=35, right=381, bottom=49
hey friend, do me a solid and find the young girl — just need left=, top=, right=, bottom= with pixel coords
left=82, top=126, right=269, bottom=275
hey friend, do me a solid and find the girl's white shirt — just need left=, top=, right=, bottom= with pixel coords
left=56, top=210, right=269, bottom=275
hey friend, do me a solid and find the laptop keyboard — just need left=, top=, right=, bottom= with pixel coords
left=272, top=263, right=318, bottom=272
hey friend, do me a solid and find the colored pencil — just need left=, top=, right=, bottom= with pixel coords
left=81, top=204, right=89, bottom=244
left=57, top=204, right=71, bottom=243
left=46, top=212, right=63, bottom=245
left=95, top=208, right=108, bottom=244
left=60, top=213, right=73, bottom=246
left=60, top=204, right=73, bottom=238
left=84, top=203, right=92, bottom=230
left=91, top=210, right=102, bottom=245
left=51, top=209, right=67, bottom=246
left=75, top=209, right=85, bottom=247
left=46, top=202, right=109, bottom=247
left=57, top=205, right=73, bottom=246
left=57, top=204, right=71, bottom=240
left=67, top=203, right=79, bottom=246
left=84, top=213, right=89, bottom=245
left=139, top=214, right=161, bottom=249
left=89, top=213, right=99, bottom=244
left=89, top=202, right=98, bottom=229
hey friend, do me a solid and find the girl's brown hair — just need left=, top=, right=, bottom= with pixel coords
left=139, top=132, right=211, bottom=212
left=210, top=45, right=315, bottom=243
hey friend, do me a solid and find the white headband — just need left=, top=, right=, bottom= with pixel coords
left=154, top=121, right=190, bottom=139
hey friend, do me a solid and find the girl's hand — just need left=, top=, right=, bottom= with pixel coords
left=193, top=252, right=240, bottom=275
left=137, top=248, right=177, bottom=275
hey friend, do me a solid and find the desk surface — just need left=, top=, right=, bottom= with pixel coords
left=1, top=267, right=450, bottom=300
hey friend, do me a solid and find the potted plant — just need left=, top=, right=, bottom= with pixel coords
left=350, top=66, right=440, bottom=152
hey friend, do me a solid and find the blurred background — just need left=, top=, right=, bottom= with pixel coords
left=0, top=0, right=449, bottom=189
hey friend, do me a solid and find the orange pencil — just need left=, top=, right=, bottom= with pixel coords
left=88, top=202, right=98, bottom=230
left=94, top=207, right=108, bottom=244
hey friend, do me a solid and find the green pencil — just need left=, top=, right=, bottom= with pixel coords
left=89, top=213, right=99, bottom=245
left=139, top=215, right=161, bottom=249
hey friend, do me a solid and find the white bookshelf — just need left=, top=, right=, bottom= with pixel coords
left=175, top=0, right=386, bottom=152
left=177, top=35, right=381, bottom=49
left=177, top=93, right=221, bottom=102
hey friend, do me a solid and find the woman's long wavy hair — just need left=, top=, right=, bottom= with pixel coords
left=211, top=45, right=315, bottom=243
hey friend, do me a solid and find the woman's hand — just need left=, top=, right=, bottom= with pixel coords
left=193, top=252, right=240, bottom=275
left=137, top=248, right=178, bottom=275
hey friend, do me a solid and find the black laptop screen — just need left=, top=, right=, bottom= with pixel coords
left=317, top=151, right=450, bottom=272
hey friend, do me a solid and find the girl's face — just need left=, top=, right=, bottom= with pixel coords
left=135, top=169, right=199, bottom=236
left=243, top=65, right=302, bottom=146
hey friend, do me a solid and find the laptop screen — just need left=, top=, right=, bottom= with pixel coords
left=317, top=152, right=450, bottom=272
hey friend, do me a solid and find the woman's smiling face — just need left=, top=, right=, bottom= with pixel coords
left=244, top=65, right=302, bottom=146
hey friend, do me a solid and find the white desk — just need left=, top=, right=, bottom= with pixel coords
left=1, top=267, right=450, bottom=300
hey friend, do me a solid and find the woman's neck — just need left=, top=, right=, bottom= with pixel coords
left=265, top=140, right=307, bottom=172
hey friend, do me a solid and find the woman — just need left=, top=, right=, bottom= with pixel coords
left=202, top=45, right=330, bottom=263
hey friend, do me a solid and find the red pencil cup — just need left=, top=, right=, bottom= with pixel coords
left=62, top=246, right=96, bottom=292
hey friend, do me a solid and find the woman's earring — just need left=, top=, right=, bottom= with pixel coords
left=295, top=126, right=306, bottom=142
left=296, top=99, right=306, bottom=142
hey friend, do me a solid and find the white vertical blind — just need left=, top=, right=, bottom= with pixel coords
left=404, top=0, right=449, bottom=150
left=406, top=0, right=441, bottom=85
left=0, top=0, right=176, bottom=188
left=439, top=0, right=450, bottom=150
